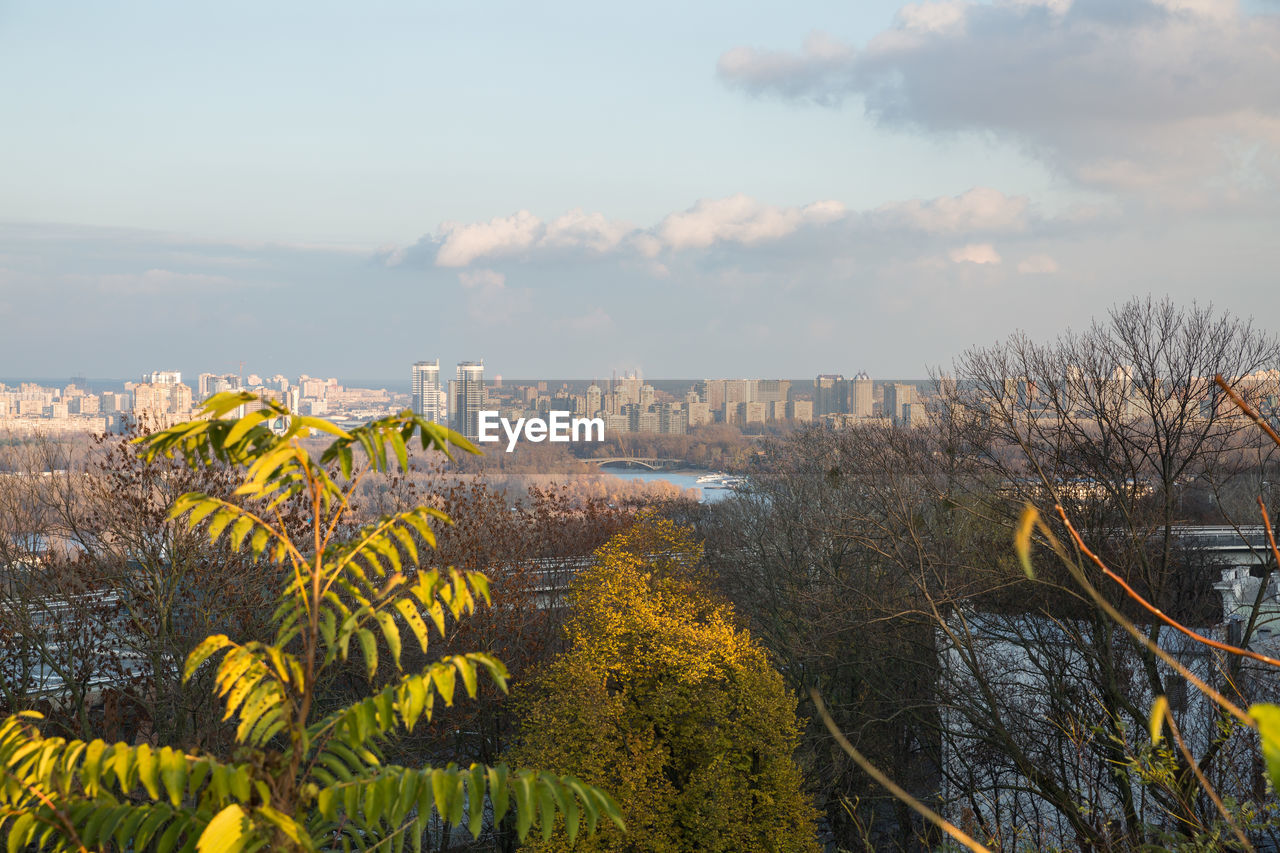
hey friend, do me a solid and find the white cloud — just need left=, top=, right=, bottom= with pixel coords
left=436, top=211, right=541, bottom=268
left=420, top=194, right=850, bottom=267
left=717, top=1, right=1280, bottom=203
left=715, top=31, right=856, bottom=106
left=657, top=194, right=845, bottom=250
left=896, top=2, right=969, bottom=35
left=434, top=209, right=639, bottom=267
left=949, top=243, right=1002, bottom=264
left=630, top=233, right=663, bottom=259
left=1017, top=253, right=1060, bottom=274
left=542, top=210, right=634, bottom=252
left=875, top=187, right=1029, bottom=233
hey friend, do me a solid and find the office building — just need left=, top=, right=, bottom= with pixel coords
left=452, top=361, right=486, bottom=441
left=411, top=360, right=442, bottom=423
left=884, top=383, right=916, bottom=425
left=851, top=372, right=873, bottom=417
left=815, top=374, right=848, bottom=416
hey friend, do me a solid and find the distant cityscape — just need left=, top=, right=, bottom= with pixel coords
left=0, top=361, right=931, bottom=440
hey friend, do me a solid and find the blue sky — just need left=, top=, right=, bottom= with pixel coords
left=2, top=0, right=1278, bottom=381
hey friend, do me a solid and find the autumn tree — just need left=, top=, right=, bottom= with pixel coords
left=509, top=515, right=820, bottom=853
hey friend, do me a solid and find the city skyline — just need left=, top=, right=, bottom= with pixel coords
left=2, top=1, right=1278, bottom=378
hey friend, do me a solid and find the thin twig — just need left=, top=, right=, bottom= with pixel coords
left=1160, top=702, right=1254, bottom=852
left=1050, top=507, right=1253, bottom=726
left=1259, top=497, right=1280, bottom=581
left=1068, top=518, right=1280, bottom=669
left=1214, top=375, right=1280, bottom=450
left=809, top=689, right=992, bottom=853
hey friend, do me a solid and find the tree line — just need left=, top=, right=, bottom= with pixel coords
left=5, top=296, right=1280, bottom=851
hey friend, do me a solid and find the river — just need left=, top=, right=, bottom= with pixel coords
left=603, top=470, right=737, bottom=503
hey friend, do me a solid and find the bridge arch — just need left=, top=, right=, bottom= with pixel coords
left=590, top=458, right=661, bottom=471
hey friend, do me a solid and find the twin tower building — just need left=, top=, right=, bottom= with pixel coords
left=410, top=360, right=485, bottom=441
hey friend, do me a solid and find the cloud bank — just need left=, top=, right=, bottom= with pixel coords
left=391, top=187, right=1040, bottom=270
left=717, top=0, right=1280, bottom=203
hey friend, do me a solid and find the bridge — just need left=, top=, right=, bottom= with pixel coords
left=581, top=457, right=686, bottom=471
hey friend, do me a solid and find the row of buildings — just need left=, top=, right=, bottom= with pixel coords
left=1, top=362, right=933, bottom=440
left=0, top=370, right=408, bottom=435
left=408, top=361, right=924, bottom=441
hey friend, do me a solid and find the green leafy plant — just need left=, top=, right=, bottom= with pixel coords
left=0, top=392, right=622, bottom=852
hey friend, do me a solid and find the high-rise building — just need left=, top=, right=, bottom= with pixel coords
left=586, top=384, right=603, bottom=416
left=884, top=383, right=916, bottom=425
left=613, top=376, right=643, bottom=406
left=687, top=401, right=712, bottom=427
left=298, top=376, right=328, bottom=400
left=787, top=400, right=814, bottom=422
left=754, top=379, right=791, bottom=406
left=411, top=360, right=442, bottom=423
left=851, top=372, right=873, bottom=417
left=815, top=374, right=848, bottom=416
left=144, top=371, right=182, bottom=386
left=452, top=361, right=485, bottom=441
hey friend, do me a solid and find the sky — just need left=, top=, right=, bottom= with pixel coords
left=1, top=0, right=1278, bottom=381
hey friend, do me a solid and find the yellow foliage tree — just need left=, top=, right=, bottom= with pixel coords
left=509, top=515, right=820, bottom=853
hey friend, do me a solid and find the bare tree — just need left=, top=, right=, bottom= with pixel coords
left=706, top=299, right=1280, bottom=850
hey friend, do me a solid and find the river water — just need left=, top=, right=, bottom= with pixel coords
left=603, top=470, right=736, bottom=503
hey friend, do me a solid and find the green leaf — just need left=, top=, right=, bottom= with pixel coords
left=393, top=599, right=430, bottom=654
left=537, top=780, right=557, bottom=842
left=389, top=429, right=410, bottom=472
left=364, top=775, right=384, bottom=828
left=81, top=739, right=107, bottom=796
left=229, top=516, right=256, bottom=552
left=180, top=497, right=221, bottom=529
left=115, top=807, right=151, bottom=848
left=223, top=409, right=276, bottom=450
left=184, top=635, right=232, bottom=683
left=357, top=628, right=379, bottom=679
left=108, top=742, right=136, bottom=794
left=375, top=612, right=402, bottom=671
left=230, top=766, right=252, bottom=803
left=159, top=747, right=188, bottom=807
left=467, top=765, right=486, bottom=839
left=513, top=773, right=535, bottom=840
left=293, top=415, right=352, bottom=440
left=390, top=770, right=418, bottom=828
left=7, top=813, right=35, bottom=853
left=201, top=391, right=257, bottom=420
left=454, top=656, right=478, bottom=698
left=1253, top=703, right=1280, bottom=792
left=206, top=509, right=237, bottom=544
left=155, top=814, right=185, bottom=853
left=255, top=805, right=309, bottom=849
left=197, top=804, right=250, bottom=853
left=488, top=765, right=509, bottom=826
left=249, top=527, right=271, bottom=559
left=430, top=768, right=454, bottom=825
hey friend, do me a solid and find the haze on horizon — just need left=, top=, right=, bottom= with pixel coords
left=2, top=0, right=1278, bottom=381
